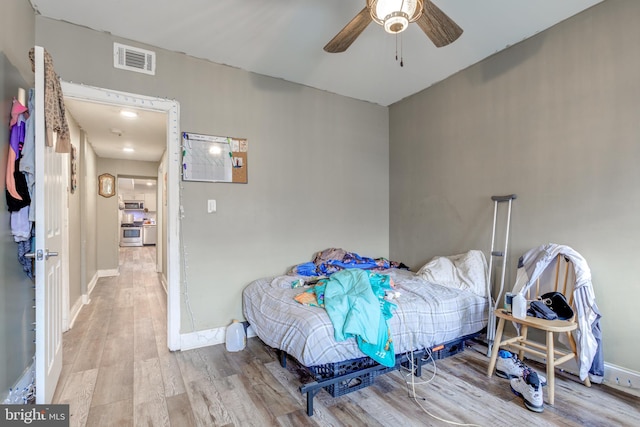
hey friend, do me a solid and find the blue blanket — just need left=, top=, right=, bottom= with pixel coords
left=289, top=248, right=409, bottom=277
left=322, top=269, right=396, bottom=367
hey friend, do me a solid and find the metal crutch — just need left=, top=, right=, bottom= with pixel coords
left=485, top=194, right=517, bottom=357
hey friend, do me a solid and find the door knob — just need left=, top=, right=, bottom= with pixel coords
left=45, top=250, right=59, bottom=260
left=23, top=249, right=58, bottom=261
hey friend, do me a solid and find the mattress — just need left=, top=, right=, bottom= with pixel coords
left=243, top=268, right=488, bottom=367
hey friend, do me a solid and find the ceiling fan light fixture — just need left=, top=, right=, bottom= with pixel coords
left=384, top=12, right=409, bottom=34
left=370, top=0, right=423, bottom=34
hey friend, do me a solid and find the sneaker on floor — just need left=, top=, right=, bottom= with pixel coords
left=511, top=368, right=544, bottom=413
left=496, top=350, right=547, bottom=386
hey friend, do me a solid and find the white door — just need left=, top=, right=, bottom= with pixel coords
left=33, top=46, right=64, bottom=404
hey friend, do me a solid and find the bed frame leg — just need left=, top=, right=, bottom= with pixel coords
left=278, top=350, right=287, bottom=368
left=415, top=355, right=423, bottom=377
left=306, top=389, right=318, bottom=416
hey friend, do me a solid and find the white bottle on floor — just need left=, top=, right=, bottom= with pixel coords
left=225, top=320, right=246, bottom=352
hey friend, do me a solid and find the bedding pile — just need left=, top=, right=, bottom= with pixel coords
left=296, top=269, right=398, bottom=367
left=288, top=247, right=409, bottom=277
left=243, top=249, right=489, bottom=367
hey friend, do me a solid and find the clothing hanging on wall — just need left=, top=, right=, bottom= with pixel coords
left=5, top=98, right=31, bottom=211
left=28, top=47, right=70, bottom=153
left=20, top=88, right=36, bottom=222
left=5, top=95, right=34, bottom=279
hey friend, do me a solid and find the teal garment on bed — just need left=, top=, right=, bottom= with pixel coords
left=323, top=269, right=397, bottom=367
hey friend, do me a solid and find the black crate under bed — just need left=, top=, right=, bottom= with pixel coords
left=276, top=332, right=479, bottom=416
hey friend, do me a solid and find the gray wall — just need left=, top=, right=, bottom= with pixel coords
left=390, top=0, right=640, bottom=373
left=78, top=132, right=98, bottom=294
left=35, top=16, right=390, bottom=331
left=67, top=118, right=99, bottom=312
left=67, top=116, right=82, bottom=308
left=96, top=158, right=159, bottom=271
left=81, top=132, right=98, bottom=291
left=0, top=0, right=35, bottom=399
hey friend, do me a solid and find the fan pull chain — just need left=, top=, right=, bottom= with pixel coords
left=395, top=33, right=404, bottom=67
left=395, top=34, right=399, bottom=61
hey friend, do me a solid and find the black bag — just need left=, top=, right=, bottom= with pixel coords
left=527, top=300, right=558, bottom=320
left=540, top=291, right=574, bottom=320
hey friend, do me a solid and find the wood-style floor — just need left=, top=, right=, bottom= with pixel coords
left=53, top=246, right=640, bottom=426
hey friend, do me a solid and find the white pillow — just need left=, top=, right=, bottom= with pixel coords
left=416, top=250, right=488, bottom=297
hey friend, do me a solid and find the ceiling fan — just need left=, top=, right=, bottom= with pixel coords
left=324, top=0, right=463, bottom=53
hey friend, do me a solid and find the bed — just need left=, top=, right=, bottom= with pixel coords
left=242, top=249, right=489, bottom=415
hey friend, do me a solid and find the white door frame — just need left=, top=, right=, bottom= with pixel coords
left=156, top=163, right=164, bottom=276
left=61, top=82, right=182, bottom=351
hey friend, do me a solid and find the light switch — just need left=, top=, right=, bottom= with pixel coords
left=207, top=199, right=217, bottom=213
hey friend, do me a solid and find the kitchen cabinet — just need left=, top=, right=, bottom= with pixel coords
left=121, top=193, right=145, bottom=201
left=144, top=193, right=157, bottom=211
left=142, top=224, right=157, bottom=245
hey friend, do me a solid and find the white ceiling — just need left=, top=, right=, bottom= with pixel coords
left=32, top=0, right=603, bottom=160
left=31, top=0, right=602, bottom=107
left=64, top=98, right=167, bottom=162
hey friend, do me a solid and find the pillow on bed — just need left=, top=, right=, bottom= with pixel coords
left=416, top=250, right=488, bottom=297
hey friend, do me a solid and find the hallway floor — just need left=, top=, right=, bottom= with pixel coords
left=52, top=246, right=183, bottom=425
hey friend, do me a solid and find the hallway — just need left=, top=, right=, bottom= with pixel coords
left=52, top=246, right=183, bottom=425
left=51, top=246, right=297, bottom=426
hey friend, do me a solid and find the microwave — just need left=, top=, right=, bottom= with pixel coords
left=123, top=200, right=144, bottom=210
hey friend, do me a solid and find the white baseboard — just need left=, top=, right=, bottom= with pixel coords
left=180, top=327, right=225, bottom=351
left=71, top=273, right=100, bottom=330
left=604, top=363, right=640, bottom=392
left=97, top=268, right=119, bottom=278
left=160, top=274, right=168, bottom=294
left=526, top=353, right=639, bottom=394
left=87, top=271, right=99, bottom=296
left=180, top=323, right=255, bottom=351
left=68, top=297, right=83, bottom=329
left=247, top=325, right=256, bottom=338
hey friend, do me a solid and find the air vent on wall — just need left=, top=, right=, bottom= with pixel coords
left=113, top=43, right=156, bottom=75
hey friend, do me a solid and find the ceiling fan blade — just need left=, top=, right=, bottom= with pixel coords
left=324, top=7, right=372, bottom=53
left=416, top=0, right=463, bottom=47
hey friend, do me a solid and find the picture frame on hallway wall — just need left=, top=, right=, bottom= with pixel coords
left=98, top=173, right=116, bottom=198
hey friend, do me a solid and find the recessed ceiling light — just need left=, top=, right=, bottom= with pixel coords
left=120, top=110, right=138, bottom=119
left=123, top=147, right=135, bottom=153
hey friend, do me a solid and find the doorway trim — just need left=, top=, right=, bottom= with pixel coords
left=61, top=82, right=182, bottom=351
